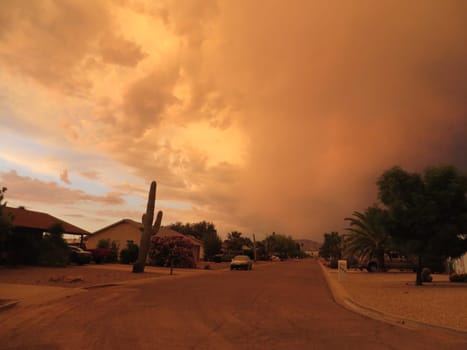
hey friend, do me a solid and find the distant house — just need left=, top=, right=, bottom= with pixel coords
left=86, top=219, right=204, bottom=263
left=4, top=206, right=90, bottom=243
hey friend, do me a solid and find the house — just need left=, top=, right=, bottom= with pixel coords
left=86, top=219, right=204, bottom=263
left=4, top=206, right=90, bottom=242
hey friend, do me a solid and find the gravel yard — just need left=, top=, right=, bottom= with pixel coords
left=328, top=268, right=467, bottom=332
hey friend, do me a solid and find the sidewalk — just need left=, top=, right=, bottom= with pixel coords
left=319, top=262, right=467, bottom=334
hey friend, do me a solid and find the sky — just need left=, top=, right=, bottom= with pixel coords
left=1, top=0, right=466, bottom=242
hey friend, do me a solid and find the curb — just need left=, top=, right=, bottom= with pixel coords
left=318, top=261, right=467, bottom=335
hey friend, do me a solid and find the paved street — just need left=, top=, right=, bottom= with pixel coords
left=1, top=260, right=466, bottom=349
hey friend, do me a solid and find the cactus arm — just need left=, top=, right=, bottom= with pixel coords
left=153, top=210, right=163, bottom=235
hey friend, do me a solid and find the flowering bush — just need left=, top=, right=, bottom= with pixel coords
left=149, top=235, right=196, bottom=268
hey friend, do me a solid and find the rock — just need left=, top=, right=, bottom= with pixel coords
left=64, top=275, right=84, bottom=283
left=49, top=276, right=65, bottom=282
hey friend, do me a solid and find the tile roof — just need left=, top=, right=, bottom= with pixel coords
left=4, top=206, right=90, bottom=236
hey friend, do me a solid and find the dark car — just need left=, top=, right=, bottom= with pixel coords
left=68, top=245, right=92, bottom=265
left=230, top=255, right=253, bottom=270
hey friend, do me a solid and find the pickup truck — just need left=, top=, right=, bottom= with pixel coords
left=359, top=252, right=416, bottom=272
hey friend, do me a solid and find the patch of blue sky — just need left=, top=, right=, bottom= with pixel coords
left=122, top=194, right=144, bottom=208
left=66, top=173, right=111, bottom=197
left=0, top=129, right=53, bottom=159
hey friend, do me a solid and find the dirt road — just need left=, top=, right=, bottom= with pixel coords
left=1, top=260, right=466, bottom=349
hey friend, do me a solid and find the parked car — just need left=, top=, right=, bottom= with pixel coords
left=87, top=248, right=113, bottom=263
left=230, top=255, right=253, bottom=270
left=68, top=245, right=92, bottom=265
left=359, top=251, right=416, bottom=272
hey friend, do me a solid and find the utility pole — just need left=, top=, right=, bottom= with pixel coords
left=253, top=234, right=257, bottom=262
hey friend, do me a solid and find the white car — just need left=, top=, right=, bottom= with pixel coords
left=230, top=255, right=253, bottom=270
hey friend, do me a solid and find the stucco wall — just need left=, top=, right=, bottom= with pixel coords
left=86, top=222, right=141, bottom=252
left=86, top=221, right=203, bottom=263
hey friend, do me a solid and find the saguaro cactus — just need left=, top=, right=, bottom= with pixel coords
left=133, top=181, right=163, bottom=273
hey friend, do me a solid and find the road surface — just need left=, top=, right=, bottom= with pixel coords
left=1, top=260, right=466, bottom=349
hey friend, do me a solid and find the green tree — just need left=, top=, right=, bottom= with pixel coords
left=319, top=232, right=342, bottom=262
left=263, top=232, right=300, bottom=259
left=38, top=223, right=69, bottom=267
left=344, top=206, right=391, bottom=272
left=167, top=221, right=220, bottom=261
left=378, top=165, right=467, bottom=285
left=166, top=221, right=217, bottom=241
left=224, top=231, right=253, bottom=253
left=0, top=187, right=13, bottom=264
left=203, top=230, right=222, bottom=261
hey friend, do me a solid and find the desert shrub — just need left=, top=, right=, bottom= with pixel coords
left=449, top=274, right=467, bottom=283
left=97, top=239, right=111, bottom=249
left=120, top=240, right=139, bottom=264
left=149, top=235, right=196, bottom=268
left=421, top=268, right=432, bottom=282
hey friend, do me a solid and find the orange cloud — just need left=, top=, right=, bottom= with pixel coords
left=1, top=1, right=466, bottom=240
left=1, top=170, right=125, bottom=206
left=60, top=170, right=71, bottom=185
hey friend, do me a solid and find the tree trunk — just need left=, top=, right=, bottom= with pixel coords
left=376, top=249, right=385, bottom=272
left=415, top=255, right=423, bottom=286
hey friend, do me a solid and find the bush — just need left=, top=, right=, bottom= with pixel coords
left=6, top=231, right=41, bottom=265
left=38, top=229, right=69, bottom=267
left=329, top=260, right=338, bottom=269
left=421, top=268, right=432, bottom=282
left=449, top=274, right=467, bottom=283
left=149, top=235, right=196, bottom=268
left=120, top=240, right=139, bottom=264
left=97, top=239, right=111, bottom=249
left=38, top=238, right=68, bottom=267
left=108, top=241, right=119, bottom=263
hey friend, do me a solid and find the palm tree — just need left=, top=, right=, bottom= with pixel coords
left=344, top=206, right=390, bottom=272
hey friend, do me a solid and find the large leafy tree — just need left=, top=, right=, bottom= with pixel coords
left=263, top=232, right=300, bottom=259
left=344, top=206, right=391, bottom=271
left=378, top=165, right=467, bottom=285
left=203, top=230, right=222, bottom=261
left=166, top=221, right=217, bottom=241
left=167, top=221, right=221, bottom=261
left=224, top=231, right=253, bottom=252
left=319, top=232, right=342, bottom=261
